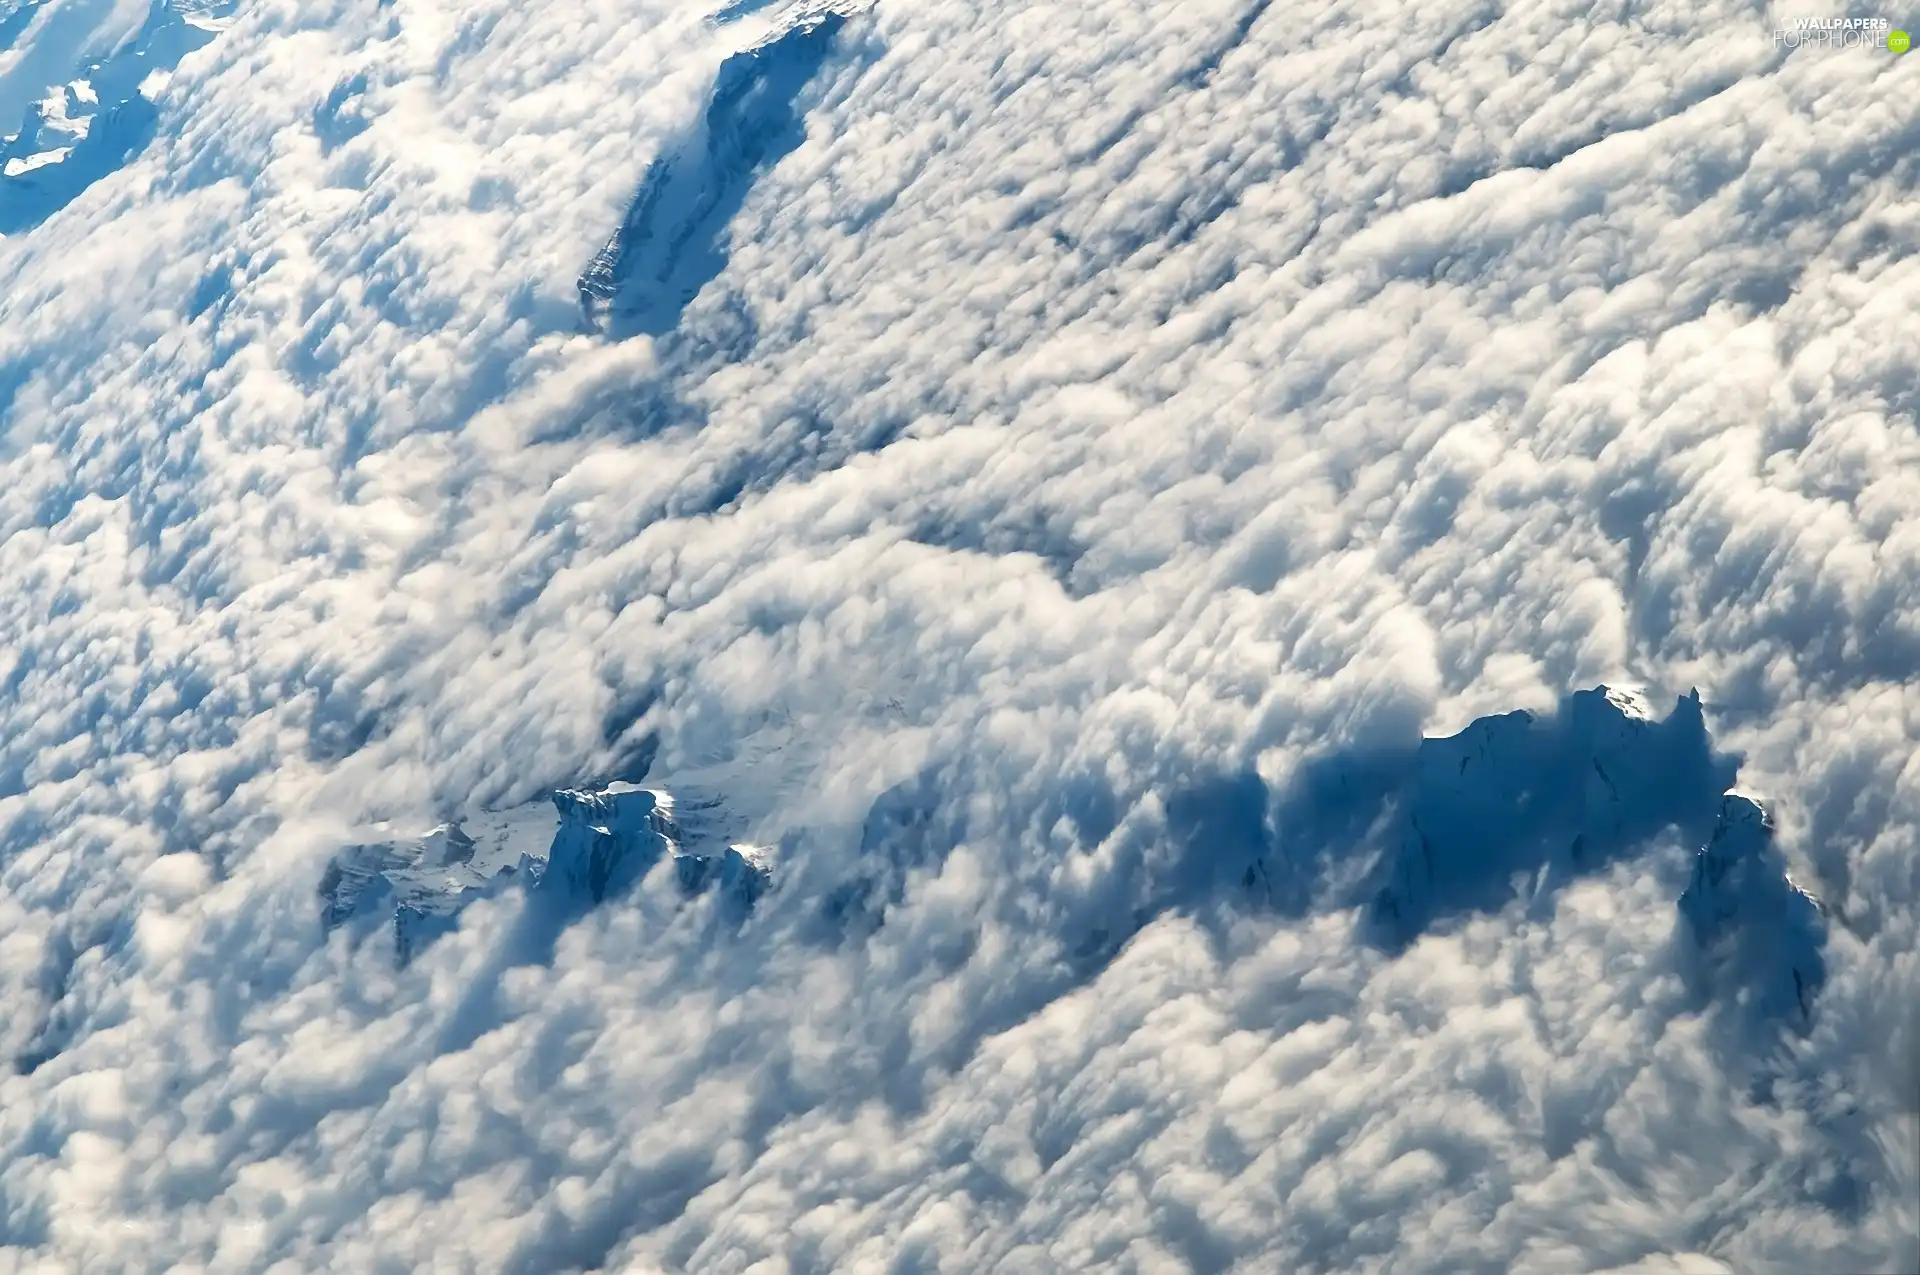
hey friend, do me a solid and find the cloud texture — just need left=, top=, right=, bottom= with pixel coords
left=0, top=0, right=1917, bottom=1271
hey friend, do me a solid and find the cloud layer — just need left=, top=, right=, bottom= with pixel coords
left=0, top=0, right=1916, bottom=1271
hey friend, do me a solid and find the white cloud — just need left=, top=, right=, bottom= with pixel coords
left=0, top=0, right=1915, bottom=1271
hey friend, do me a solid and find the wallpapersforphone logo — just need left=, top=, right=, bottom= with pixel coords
left=1770, top=15, right=1910, bottom=48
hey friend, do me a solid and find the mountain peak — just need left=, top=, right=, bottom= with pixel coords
left=322, top=781, right=775, bottom=960
left=577, top=4, right=848, bottom=337
left=1679, top=789, right=1827, bottom=1023
left=1368, top=684, right=1732, bottom=942
left=1363, top=687, right=1828, bottom=1022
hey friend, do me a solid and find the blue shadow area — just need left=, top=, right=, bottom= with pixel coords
left=1356, top=689, right=1736, bottom=949
left=0, top=1, right=223, bottom=235
left=845, top=689, right=1745, bottom=965
left=577, top=12, right=844, bottom=339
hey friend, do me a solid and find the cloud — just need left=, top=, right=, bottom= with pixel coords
left=0, top=0, right=1915, bottom=1271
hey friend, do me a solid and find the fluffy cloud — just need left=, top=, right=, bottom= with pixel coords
left=0, top=0, right=1916, bottom=1271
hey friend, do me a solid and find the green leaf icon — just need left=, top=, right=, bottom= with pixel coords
left=1891, top=29, right=1912, bottom=53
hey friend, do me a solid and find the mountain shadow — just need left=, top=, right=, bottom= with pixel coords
left=577, top=11, right=845, bottom=340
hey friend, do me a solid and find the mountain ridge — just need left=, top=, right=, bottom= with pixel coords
left=322, top=683, right=1831, bottom=1030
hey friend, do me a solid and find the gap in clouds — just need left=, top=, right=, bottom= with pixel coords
left=579, top=9, right=849, bottom=343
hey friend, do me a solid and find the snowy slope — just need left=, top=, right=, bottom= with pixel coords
left=1367, top=685, right=1729, bottom=938
left=324, top=780, right=780, bottom=959
left=0, top=0, right=233, bottom=233
left=577, top=4, right=851, bottom=337
left=1679, top=789, right=1829, bottom=1023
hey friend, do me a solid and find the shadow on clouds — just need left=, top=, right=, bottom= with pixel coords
left=834, top=685, right=1831, bottom=1093
left=849, top=687, right=1739, bottom=958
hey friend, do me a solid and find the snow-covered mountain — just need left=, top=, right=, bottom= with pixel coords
left=323, top=782, right=777, bottom=960
left=0, top=0, right=234, bottom=234
left=1367, top=685, right=1733, bottom=941
left=1679, top=790, right=1829, bottom=1023
left=330, top=682, right=1831, bottom=1032
left=577, top=4, right=849, bottom=337
left=1360, top=684, right=1828, bottom=1020
left=319, top=704, right=829, bottom=957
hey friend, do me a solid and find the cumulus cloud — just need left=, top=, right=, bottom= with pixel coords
left=0, top=0, right=1916, bottom=1270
